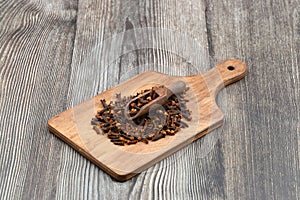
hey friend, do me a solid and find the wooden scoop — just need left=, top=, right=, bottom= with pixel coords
left=126, top=81, right=187, bottom=120
left=48, top=59, right=246, bottom=181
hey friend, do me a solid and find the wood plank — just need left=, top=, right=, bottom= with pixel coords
left=55, top=0, right=225, bottom=199
left=0, top=1, right=78, bottom=199
left=205, top=0, right=300, bottom=199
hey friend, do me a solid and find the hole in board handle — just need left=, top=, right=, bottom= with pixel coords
left=227, top=66, right=235, bottom=71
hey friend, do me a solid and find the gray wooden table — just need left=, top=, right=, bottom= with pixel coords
left=1, top=0, right=299, bottom=199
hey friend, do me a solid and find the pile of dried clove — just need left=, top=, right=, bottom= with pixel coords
left=91, top=85, right=192, bottom=146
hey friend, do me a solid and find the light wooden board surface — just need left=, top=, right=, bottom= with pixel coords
left=48, top=60, right=246, bottom=181
left=0, top=0, right=299, bottom=199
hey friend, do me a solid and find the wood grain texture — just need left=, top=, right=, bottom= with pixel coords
left=205, top=0, right=300, bottom=199
left=0, top=0, right=299, bottom=199
left=54, top=0, right=225, bottom=199
left=0, top=1, right=78, bottom=199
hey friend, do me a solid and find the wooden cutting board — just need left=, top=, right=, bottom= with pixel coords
left=48, top=59, right=246, bottom=181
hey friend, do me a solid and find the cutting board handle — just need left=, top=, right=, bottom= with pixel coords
left=215, top=59, right=247, bottom=87
left=200, top=59, right=247, bottom=96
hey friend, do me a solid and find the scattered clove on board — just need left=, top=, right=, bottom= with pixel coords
left=91, top=85, right=192, bottom=146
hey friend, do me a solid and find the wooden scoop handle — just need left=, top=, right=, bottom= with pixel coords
left=167, top=81, right=186, bottom=95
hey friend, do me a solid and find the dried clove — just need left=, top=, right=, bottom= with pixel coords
left=91, top=84, right=192, bottom=145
